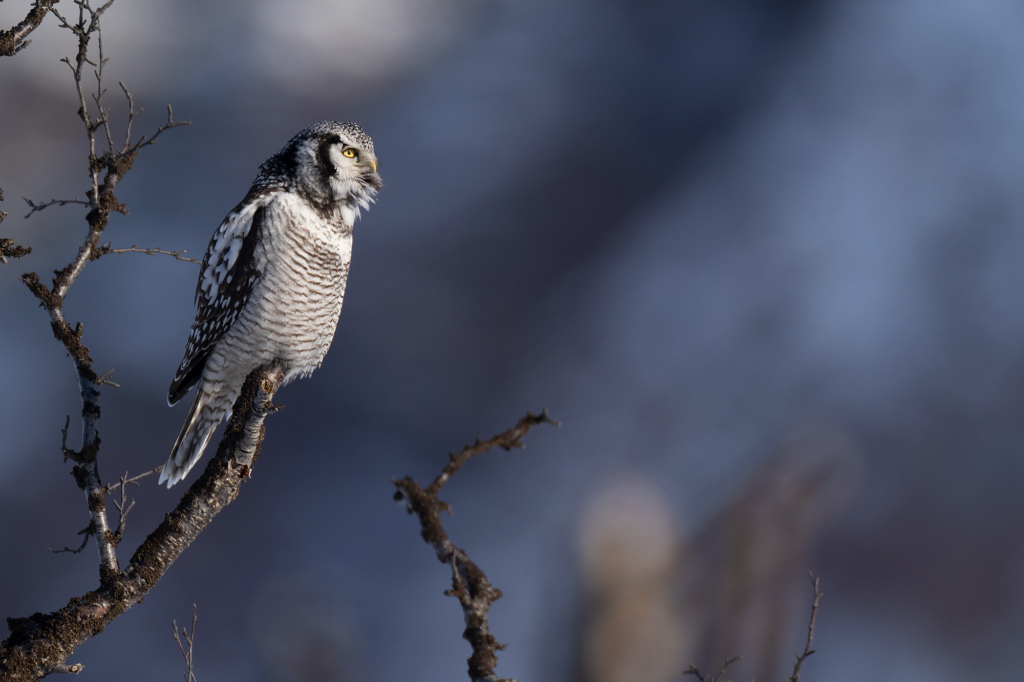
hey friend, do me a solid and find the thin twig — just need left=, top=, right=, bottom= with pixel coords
left=94, top=26, right=114, bottom=156
left=93, top=368, right=120, bottom=387
left=683, top=656, right=740, bottom=682
left=102, top=466, right=162, bottom=494
left=108, top=472, right=136, bottom=545
left=787, top=573, right=823, bottom=682
left=22, top=197, right=90, bottom=219
left=48, top=524, right=94, bottom=555
left=128, top=103, right=190, bottom=152
left=171, top=605, right=198, bottom=682
left=119, top=81, right=136, bottom=153
left=91, top=243, right=199, bottom=264
left=393, top=410, right=556, bottom=682
left=59, top=414, right=76, bottom=463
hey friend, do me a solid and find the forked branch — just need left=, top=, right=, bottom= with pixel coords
left=393, top=410, right=557, bottom=682
left=17, top=0, right=189, bottom=586
left=0, top=364, right=285, bottom=681
left=171, top=606, right=198, bottom=682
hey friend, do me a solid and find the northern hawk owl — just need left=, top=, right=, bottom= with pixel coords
left=160, top=121, right=381, bottom=487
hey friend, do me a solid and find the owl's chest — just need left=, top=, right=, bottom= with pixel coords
left=255, top=196, right=353, bottom=288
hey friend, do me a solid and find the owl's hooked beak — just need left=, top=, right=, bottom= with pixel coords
left=362, top=157, right=383, bottom=191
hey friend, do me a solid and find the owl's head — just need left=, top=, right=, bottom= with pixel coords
left=262, top=120, right=382, bottom=217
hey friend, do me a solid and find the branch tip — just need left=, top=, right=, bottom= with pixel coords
left=787, top=573, right=823, bottom=682
left=171, top=605, right=198, bottom=682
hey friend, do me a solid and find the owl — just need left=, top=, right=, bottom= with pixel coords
left=160, top=121, right=381, bottom=487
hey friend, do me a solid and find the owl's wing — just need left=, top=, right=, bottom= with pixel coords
left=167, top=192, right=274, bottom=405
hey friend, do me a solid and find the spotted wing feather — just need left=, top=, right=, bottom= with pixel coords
left=167, top=195, right=271, bottom=405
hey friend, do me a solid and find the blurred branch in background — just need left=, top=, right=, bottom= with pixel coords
left=394, top=411, right=558, bottom=682
left=0, top=0, right=58, bottom=57
left=687, top=428, right=853, bottom=680
left=575, top=426, right=856, bottom=682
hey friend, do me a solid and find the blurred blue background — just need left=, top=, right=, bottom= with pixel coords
left=4, top=0, right=1024, bottom=680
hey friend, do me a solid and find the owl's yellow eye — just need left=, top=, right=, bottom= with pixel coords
left=342, top=148, right=356, bottom=158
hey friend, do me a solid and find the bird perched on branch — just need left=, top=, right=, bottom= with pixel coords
left=160, top=121, right=382, bottom=487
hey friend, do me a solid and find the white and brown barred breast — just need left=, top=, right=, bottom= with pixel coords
left=201, top=194, right=353, bottom=414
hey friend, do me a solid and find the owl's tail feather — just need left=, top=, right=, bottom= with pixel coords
left=159, top=386, right=221, bottom=488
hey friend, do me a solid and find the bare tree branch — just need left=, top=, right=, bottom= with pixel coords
left=0, top=364, right=285, bottom=681
left=393, top=410, right=557, bottom=682
left=16, top=0, right=187, bottom=587
left=108, top=472, right=135, bottom=546
left=171, top=606, right=198, bottom=682
left=0, top=5, right=230, bottom=677
left=0, top=0, right=59, bottom=57
left=787, top=573, right=823, bottom=682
